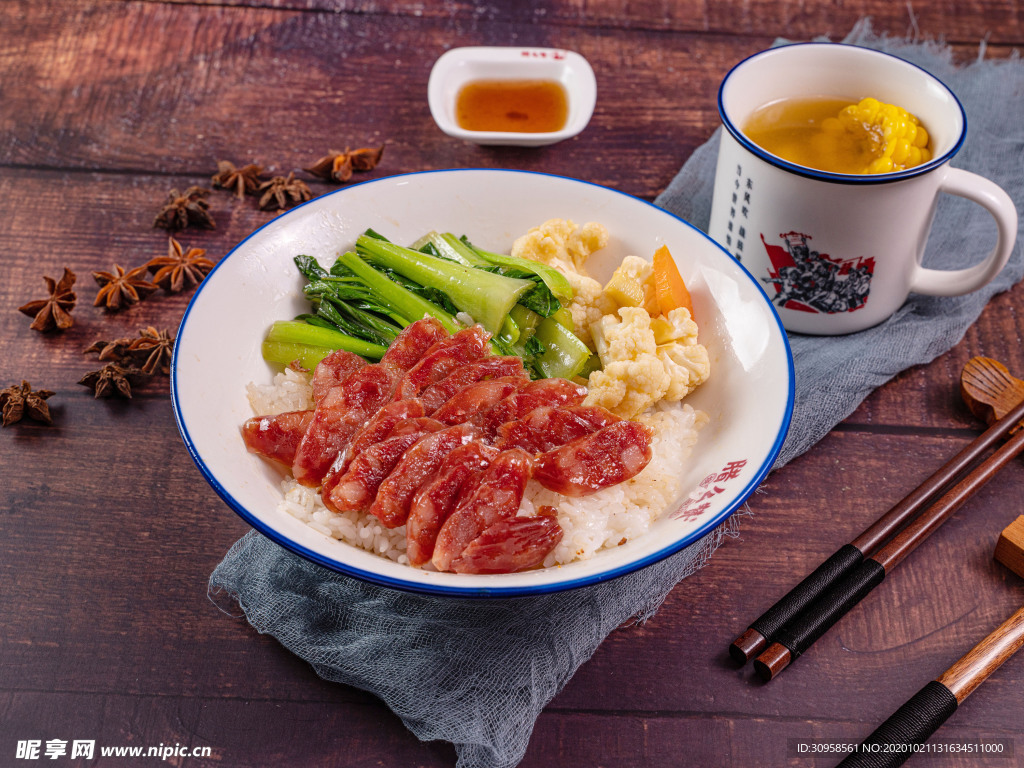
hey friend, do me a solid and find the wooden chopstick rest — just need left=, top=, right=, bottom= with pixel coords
left=960, top=356, right=1024, bottom=426
left=730, top=392, right=1024, bottom=666
left=994, top=515, right=1024, bottom=578
left=754, top=420, right=1024, bottom=681
left=834, top=526, right=1024, bottom=768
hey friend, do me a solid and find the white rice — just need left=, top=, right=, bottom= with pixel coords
left=246, top=367, right=313, bottom=415
left=249, top=369, right=705, bottom=568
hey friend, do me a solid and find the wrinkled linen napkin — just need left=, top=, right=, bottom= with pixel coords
left=210, top=22, right=1024, bottom=768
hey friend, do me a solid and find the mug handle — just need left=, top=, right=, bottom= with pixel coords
left=909, top=167, right=1018, bottom=297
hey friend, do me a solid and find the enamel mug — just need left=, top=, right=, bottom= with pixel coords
left=708, top=43, right=1018, bottom=335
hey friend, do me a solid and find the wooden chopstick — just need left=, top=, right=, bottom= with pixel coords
left=754, top=417, right=1024, bottom=680
left=730, top=394, right=1024, bottom=664
left=835, top=605, right=1024, bottom=768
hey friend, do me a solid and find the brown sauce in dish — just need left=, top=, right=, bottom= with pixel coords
left=455, top=79, right=568, bottom=133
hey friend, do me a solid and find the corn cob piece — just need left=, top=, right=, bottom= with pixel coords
left=822, top=97, right=932, bottom=174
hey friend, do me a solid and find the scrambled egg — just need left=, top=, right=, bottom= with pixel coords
left=511, top=219, right=615, bottom=347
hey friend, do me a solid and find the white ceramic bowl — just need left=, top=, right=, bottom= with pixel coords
left=171, top=170, right=794, bottom=597
left=427, top=46, right=597, bottom=147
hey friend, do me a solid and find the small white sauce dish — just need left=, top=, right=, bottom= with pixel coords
left=428, top=46, right=597, bottom=147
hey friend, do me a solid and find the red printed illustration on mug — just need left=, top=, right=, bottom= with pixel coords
left=759, top=231, right=875, bottom=314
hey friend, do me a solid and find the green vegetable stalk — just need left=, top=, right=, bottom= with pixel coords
left=356, top=234, right=534, bottom=334
left=262, top=320, right=388, bottom=368
left=336, top=251, right=461, bottom=333
left=266, top=228, right=598, bottom=383
left=464, top=239, right=574, bottom=304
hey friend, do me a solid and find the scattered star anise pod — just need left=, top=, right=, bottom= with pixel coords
left=211, top=161, right=264, bottom=198
left=84, top=336, right=134, bottom=362
left=18, top=267, right=77, bottom=332
left=1, top=381, right=55, bottom=427
left=127, top=327, right=175, bottom=375
left=306, top=149, right=353, bottom=183
left=154, top=186, right=215, bottom=230
left=349, top=144, right=385, bottom=172
left=146, top=237, right=215, bottom=293
left=257, top=173, right=313, bottom=210
left=305, top=144, right=385, bottom=183
left=78, top=363, right=145, bottom=399
left=93, top=264, right=158, bottom=312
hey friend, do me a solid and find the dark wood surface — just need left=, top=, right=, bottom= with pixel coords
left=2, top=1, right=1023, bottom=765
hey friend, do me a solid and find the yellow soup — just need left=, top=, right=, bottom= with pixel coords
left=743, top=96, right=932, bottom=175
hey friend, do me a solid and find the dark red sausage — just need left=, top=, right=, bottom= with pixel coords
left=432, top=448, right=534, bottom=572
left=369, top=423, right=481, bottom=528
left=494, top=405, right=621, bottom=454
left=379, top=317, right=449, bottom=373
left=291, top=365, right=397, bottom=487
left=406, top=442, right=498, bottom=567
left=419, top=356, right=526, bottom=413
left=431, top=376, right=529, bottom=425
left=311, top=349, right=367, bottom=405
left=318, top=401, right=429, bottom=504
left=338, top=399, right=426, bottom=473
left=241, top=410, right=314, bottom=466
left=474, top=378, right=588, bottom=437
left=533, top=421, right=653, bottom=496
left=325, top=418, right=444, bottom=514
left=393, top=325, right=490, bottom=401
left=450, top=515, right=564, bottom=574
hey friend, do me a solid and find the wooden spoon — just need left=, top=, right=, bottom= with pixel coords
left=960, top=356, right=1024, bottom=425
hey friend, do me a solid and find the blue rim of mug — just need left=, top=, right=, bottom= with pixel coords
left=717, top=42, right=968, bottom=185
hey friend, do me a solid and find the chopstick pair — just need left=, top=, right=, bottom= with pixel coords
left=729, top=393, right=1024, bottom=681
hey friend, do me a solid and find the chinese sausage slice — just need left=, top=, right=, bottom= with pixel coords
left=325, top=418, right=444, bottom=512
left=405, top=442, right=499, bottom=567
left=431, top=448, right=534, bottom=573
left=449, top=514, right=563, bottom=574
left=494, top=404, right=621, bottom=454
left=241, top=409, right=314, bottom=466
left=290, top=364, right=395, bottom=487
left=393, top=325, right=490, bottom=401
left=533, top=421, right=654, bottom=497
left=311, top=348, right=367, bottom=405
left=369, top=423, right=482, bottom=528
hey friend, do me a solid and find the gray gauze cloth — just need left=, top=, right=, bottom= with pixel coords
left=209, top=23, right=1024, bottom=768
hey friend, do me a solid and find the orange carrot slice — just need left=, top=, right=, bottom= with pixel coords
left=652, top=245, right=694, bottom=319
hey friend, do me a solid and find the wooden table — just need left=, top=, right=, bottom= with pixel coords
left=3, top=2, right=1022, bottom=765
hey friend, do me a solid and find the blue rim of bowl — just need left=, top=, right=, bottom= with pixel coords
left=170, top=168, right=796, bottom=598
left=718, top=42, right=968, bottom=185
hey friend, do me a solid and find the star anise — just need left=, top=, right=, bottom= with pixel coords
left=349, top=144, right=385, bottom=172
left=146, top=237, right=215, bottom=293
left=84, top=335, right=134, bottom=362
left=154, top=186, right=215, bottom=230
left=306, top=149, right=353, bottom=183
left=93, top=264, right=158, bottom=312
left=257, top=173, right=313, bottom=210
left=1, top=381, right=55, bottom=427
left=305, top=144, right=385, bottom=183
left=18, top=267, right=77, bottom=332
left=126, top=327, right=175, bottom=375
left=212, top=161, right=264, bottom=198
left=78, top=363, right=145, bottom=399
